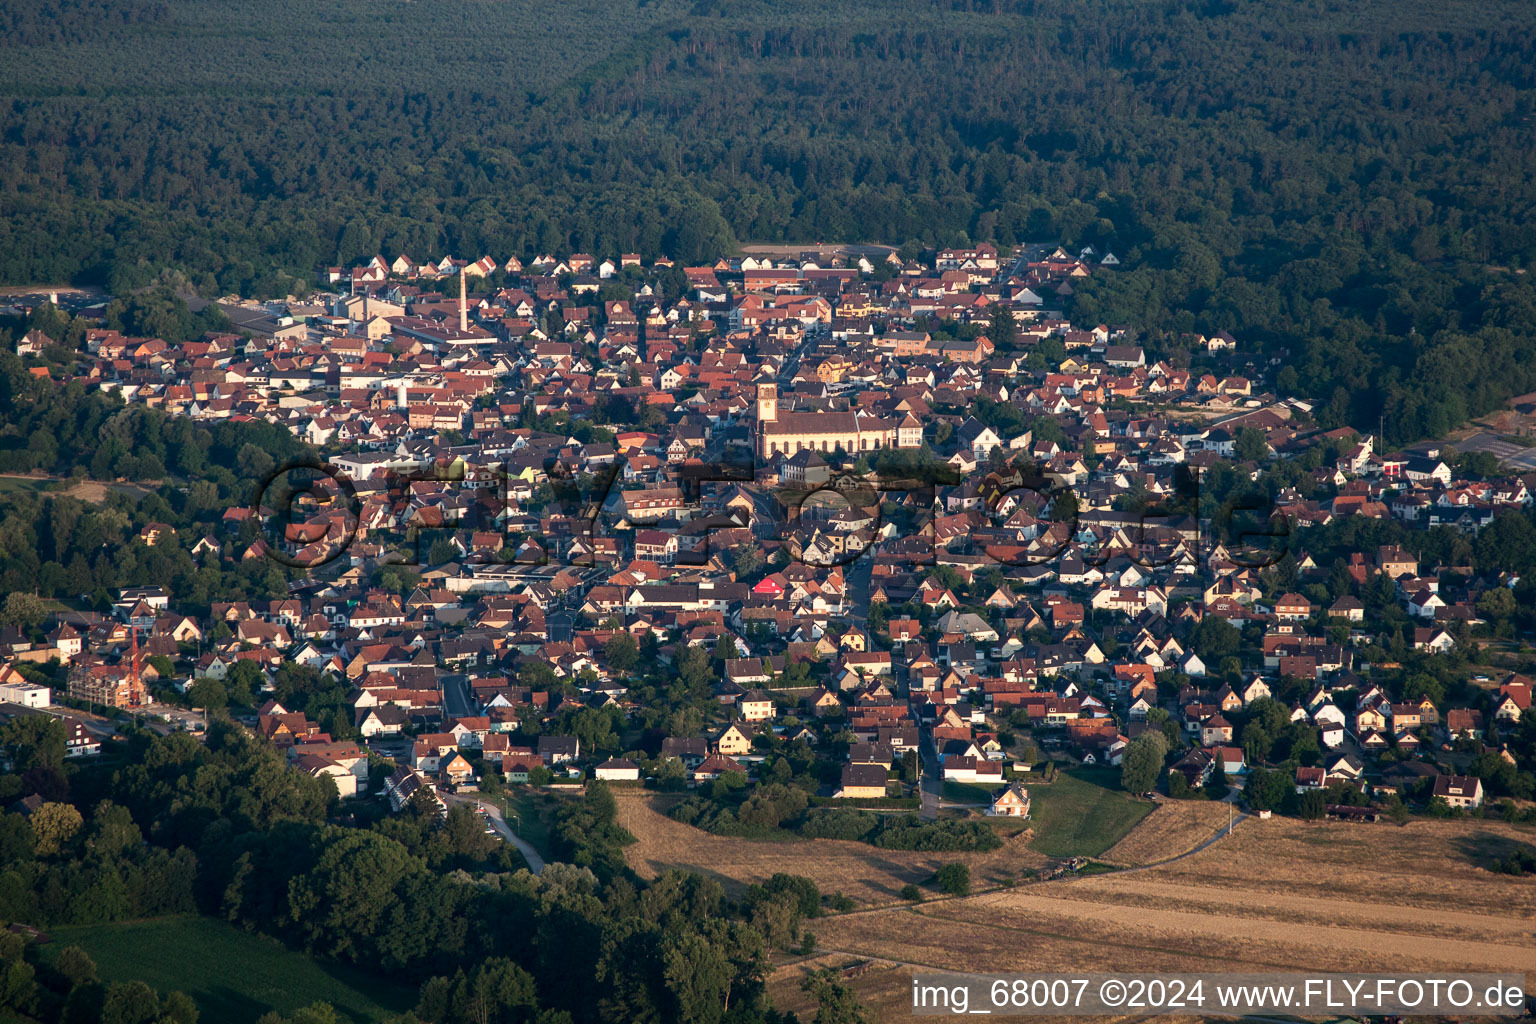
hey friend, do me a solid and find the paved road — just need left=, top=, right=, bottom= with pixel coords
left=444, top=793, right=547, bottom=873
left=441, top=674, right=476, bottom=719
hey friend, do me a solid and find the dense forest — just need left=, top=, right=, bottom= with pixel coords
left=3, top=0, right=1536, bottom=439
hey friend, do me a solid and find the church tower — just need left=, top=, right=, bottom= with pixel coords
left=756, top=383, right=778, bottom=424
left=458, top=267, right=469, bottom=332
left=755, top=383, right=777, bottom=462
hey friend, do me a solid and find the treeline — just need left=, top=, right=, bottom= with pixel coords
left=670, top=786, right=1002, bottom=851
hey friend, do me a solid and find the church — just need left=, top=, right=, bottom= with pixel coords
left=755, top=384, right=922, bottom=460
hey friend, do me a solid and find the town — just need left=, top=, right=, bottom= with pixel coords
left=3, top=239, right=1535, bottom=889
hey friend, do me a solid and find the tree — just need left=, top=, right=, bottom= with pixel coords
left=187, top=678, right=227, bottom=712
left=102, top=980, right=163, bottom=1024
left=30, top=800, right=83, bottom=856
left=987, top=303, right=1018, bottom=351
left=1191, top=616, right=1241, bottom=660
left=663, top=932, right=732, bottom=1024
left=0, top=592, right=46, bottom=629
left=1296, top=789, right=1327, bottom=820
left=53, top=945, right=98, bottom=987
left=0, top=715, right=66, bottom=774
left=1120, top=732, right=1168, bottom=794
left=1243, top=767, right=1290, bottom=812
left=603, top=633, right=639, bottom=674
left=935, top=862, right=970, bottom=896
left=1477, top=587, right=1517, bottom=623
left=677, top=645, right=712, bottom=692
left=801, top=968, right=870, bottom=1024
left=1234, top=427, right=1269, bottom=462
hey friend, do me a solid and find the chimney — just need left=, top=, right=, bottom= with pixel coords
left=458, top=268, right=468, bottom=332
left=398, top=382, right=408, bottom=409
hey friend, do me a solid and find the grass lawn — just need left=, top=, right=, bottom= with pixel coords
left=0, top=477, right=49, bottom=496
left=42, top=917, right=415, bottom=1024
left=1024, top=767, right=1154, bottom=859
left=500, top=789, right=555, bottom=860
left=941, top=781, right=998, bottom=803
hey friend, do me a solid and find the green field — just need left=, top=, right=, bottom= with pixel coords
left=499, top=790, right=555, bottom=862
left=42, top=917, right=415, bottom=1024
left=1024, top=768, right=1154, bottom=859
left=941, top=781, right=999, bottom=804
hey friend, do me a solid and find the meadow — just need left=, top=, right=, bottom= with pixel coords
left=41, top=916, right=416, bottom=1024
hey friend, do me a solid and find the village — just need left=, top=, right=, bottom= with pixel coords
left=3, top=240, right=1535, bottom=873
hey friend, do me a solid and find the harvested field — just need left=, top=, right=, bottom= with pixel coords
left=615, top=791, right=1049, bottom=904
left=1097, top=798, right=1234, bottom=866
left=807, top=814, right=1536, bottom=995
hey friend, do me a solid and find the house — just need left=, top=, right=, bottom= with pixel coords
left=660, top=736, right=709, bottom=767
left=941, top=756, right=1004, bottom=784
left=737, top=690, right=776, bottom=722
left=715, top=723, right=755, bottom=756
left=1328, top=596, right=1364, bottom=622
left=1295, top=765, right=1326, bottom=792
left=594, top=757, right=641, bottom=781
left=1172, top=748, right=1215, bottom=788
left=1444, top=708, right=1484, bottom=741
left=1199, top=714, right=1233, bottom=747
left=296, top=753, right=359, bottom=798
left=985, top=782, right=1031, bottom=817
left=438, top=750, right=476, bottom=788
left=837, top=762, right=890, bottom=799
left=1273, top=593, right=1311, bottom=621
left=1431, top=774, right=1483, bottom=810
left=692, top=753, right=745, bottom=782
left=538, top=735, right=580, bottom=764
left=1492, top=679, right=1530, bottom=723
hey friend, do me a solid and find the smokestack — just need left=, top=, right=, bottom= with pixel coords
left=458, top=268, right=468, bottom=332
left=398, top=382, right=408, bottom=409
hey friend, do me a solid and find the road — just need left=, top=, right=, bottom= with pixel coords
left=441, top=674, right=476, bottom=719
left=443, top=793, right=547, bottom=873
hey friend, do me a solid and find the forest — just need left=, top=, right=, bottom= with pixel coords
left=3, top=0, right=1536, bottom=440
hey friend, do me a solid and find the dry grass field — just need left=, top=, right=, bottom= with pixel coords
left=615, top=791, right=1050, bottom=904
left=624, top=789, right=1536, bottom=1021
left=789, top=815, right=1536, bottom=1021
left=1096, top=798, right=1235, bottom=867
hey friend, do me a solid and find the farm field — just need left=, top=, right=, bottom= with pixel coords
left=615, top=791, right=1049, bottom=904
left=1021, top=768, right=1155, bottom=858
left=799, top=815, right=1536, bottom=1021
left=41, top=916, right=415, bottom=1024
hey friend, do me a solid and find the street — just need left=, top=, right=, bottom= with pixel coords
left=441, top=674, right=477, bottom=719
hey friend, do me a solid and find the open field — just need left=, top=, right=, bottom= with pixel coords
left=615, top=791, right=1049, bottom=904
left=796, top=816, right=1536, bottom=1020
left=1022, top=768, right=1155, bottom=858
left=1097, top=797, right=1235, bottom=867
left=42, top=916, right=415, bottom=1024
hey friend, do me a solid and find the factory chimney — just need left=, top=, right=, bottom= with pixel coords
left=458, top=268, right=468, bottom=332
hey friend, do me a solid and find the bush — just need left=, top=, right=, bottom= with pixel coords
left=935, top=862, right=971, bottom=896
left=798, top=808, right=878, bottom=841
left=870, top=816, right=1001, bottom=852
left=823, top=892, right=856, bottom=913
left=899, top=883, right=923, bottom=902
